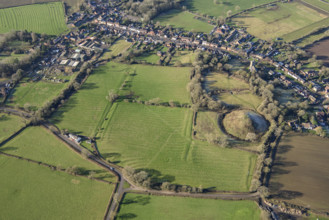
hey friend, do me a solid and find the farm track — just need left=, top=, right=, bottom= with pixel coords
left=0, top=106, right=265, bottom=219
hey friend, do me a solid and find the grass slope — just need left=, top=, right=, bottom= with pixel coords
left=155, top=10, right=214, bottom=33
left=205, top=72, right=249, bottom=90
left=51, top=62, right=128, bottom=136
left=117, top=193, right=261, bottom=220
left=0, top=156, right=113, bottom=220
left=98, top=102, right=256, bottom=191
left=233, top=2, right=327, bottom=41
left=0, top=113, right=26, bottom=143
left=0, top=126, right=115, bottom=181
left=185, top=0, right=274, bottom=17
left=103, top=39, right=132, bottom=59
left=8, top=78, right=70, bottom=110
left=219, top=92, right=262, bottom=110
left=0, top=2, right=67, bottom=35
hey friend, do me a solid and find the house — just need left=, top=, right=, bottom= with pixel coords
left=301, top=123, right=315, bottom=130
left=68, top=134, right=82, bottom=143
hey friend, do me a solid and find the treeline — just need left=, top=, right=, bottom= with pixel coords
left=122, top=0, right=183, bottom=22
left=0, top=31, right=45, bottom=78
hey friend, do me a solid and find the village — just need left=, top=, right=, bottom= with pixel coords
left=1, top=0, right=329, bottom=135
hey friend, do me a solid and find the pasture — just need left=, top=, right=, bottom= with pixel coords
left=7, top=78, right=70, bottom=110
left=195, top=111, right=225, bottom=140
left=117, top=193, right=261, bottom=220
left=0, top=126, right=115, bottom=181
left=129, top=65, right=191, bottom=104
left=219, top=92, right=263, bottom=110
left=0, top=156, right=113, bottom=220
left=0, top=0, right=84, bottom=12
left=302, top=0, right=329, bottom=13
left=205, top=72, right=249, bottom=91
left=103, top=40, right=132, bottom=59
left=98, top=102, right=256, bottom=192
left=51, top=62, right=128, bottom=136
left=184, top=0, right=274, bottom=17
left=269, top=133, right=329, bottom=212
left=0, top=113, right=26, bottom=143
left=0, top=2, right=67, bottom=35
left=171, top=50, right=197, bottom=66
left=155, top=10, right=214, bottom=33
left=233, top=2, right=327, bottom=41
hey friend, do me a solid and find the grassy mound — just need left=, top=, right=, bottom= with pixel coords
left=223, top=110, right=268, bottom=140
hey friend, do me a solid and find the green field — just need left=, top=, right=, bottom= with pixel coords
left=302, top=0, right=329, bottom=13
left=51, top=62, right=128, bottom=136
left=233, top=2, right=327, bottom=41
left=98, top=102, right=256, bottom=191
left=0, top=126, right=115, bottom=181
left=205, top=72, right=249, bottom=91
left=171, top=50, right=197, bottom=66
left=155, top=10, right=214, bottom=33
left=0, top=113, right=26, bottom=143
left=129, top=65, right=191, bottom=104
left=219, top=92, right=263, bottom=110
left=195, top=111, right=225, bottom=140
left=103, top=40, right=132, bottom=59
left=117, top=193, right=261, bottom=220
left=0, top=2, right=67, bottom=35
left=135, top=53, right=160, bottom=64
left=185, top=0, right=274, bottom=17
left=52, top=63, right=191, bottom=136
left=7, top=78, right=70, bottom=110
left=0, top=156, right=113, bottom=220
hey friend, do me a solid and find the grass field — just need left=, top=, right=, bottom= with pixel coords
left=302, top=0, right=329, bottom=13
left=52, top=63, right=191, bottom=136
left=129, top=65, right=191, bottom=104
left=51, top=62, right=128, bottom=137
left=0, top=156, right=113, bottom=220
left=103, top=40, right=132, bottom=59
left=269, top=133, right=329, bottom=212
left=185, top=0, right=274, bottom=17
left=0, top=2, right=67, bottom=35
left=117, top=193, right=261, bottom=220
left=205, top=72, right=249, bottom=91
left=219, top=92, right=262, bottom=110
left=155, top=10, right=214, bottom=33
left=171, top=50, right=197, bottom=66
left=0, top=126, right=115, bottom=181
left=98, top=102, right=256, bottom=191
left=0, top=113, right=26, bottom=143
left=0, top=0, right=84, bottom=12
left=135, top=53, right=160, bottom=64
left=195, top=111, right=225, bottom=140
left=233, top=2, right=327, bottom=41
left=7, top=78, right=70, bottom=110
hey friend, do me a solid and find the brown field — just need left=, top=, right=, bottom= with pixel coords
left=0, top=0, right=83, bottom=12
left=305, top=37, right=329, bottom=66
left=269, top=133, right=329, bottom=212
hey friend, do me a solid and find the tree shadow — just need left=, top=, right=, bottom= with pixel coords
left=0, top=146, right=18, bottom=152
left=271, top=190, right=304, bottom=200
left=102, top=152, right=121, bottom=164
left=122, top=196, right=151, bottom=206
left=81, top=82, right=99, bottom=90
left=137, top=168, right=175, bottom=187
left=117, top=213, right=137, bottom=219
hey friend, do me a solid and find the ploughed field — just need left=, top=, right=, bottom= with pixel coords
left=269, top=133, right=329, bottom=212
left=0, top=2, right=67, bottom=35
left=117, top=193, right=261, bottom=220
left=305, top=37, right=329, bottom=66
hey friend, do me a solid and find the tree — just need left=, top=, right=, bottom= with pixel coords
left=258, top=186, right=269, bottom=198
left=246, top=132, right=257, bottom=142
left=107, top=90, right=119, bottom=103
left=235, top=5, right=240, bottom=11
left=226, top=10, right=232, bottom=17
left=315, top=126, right=326, bottom=137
